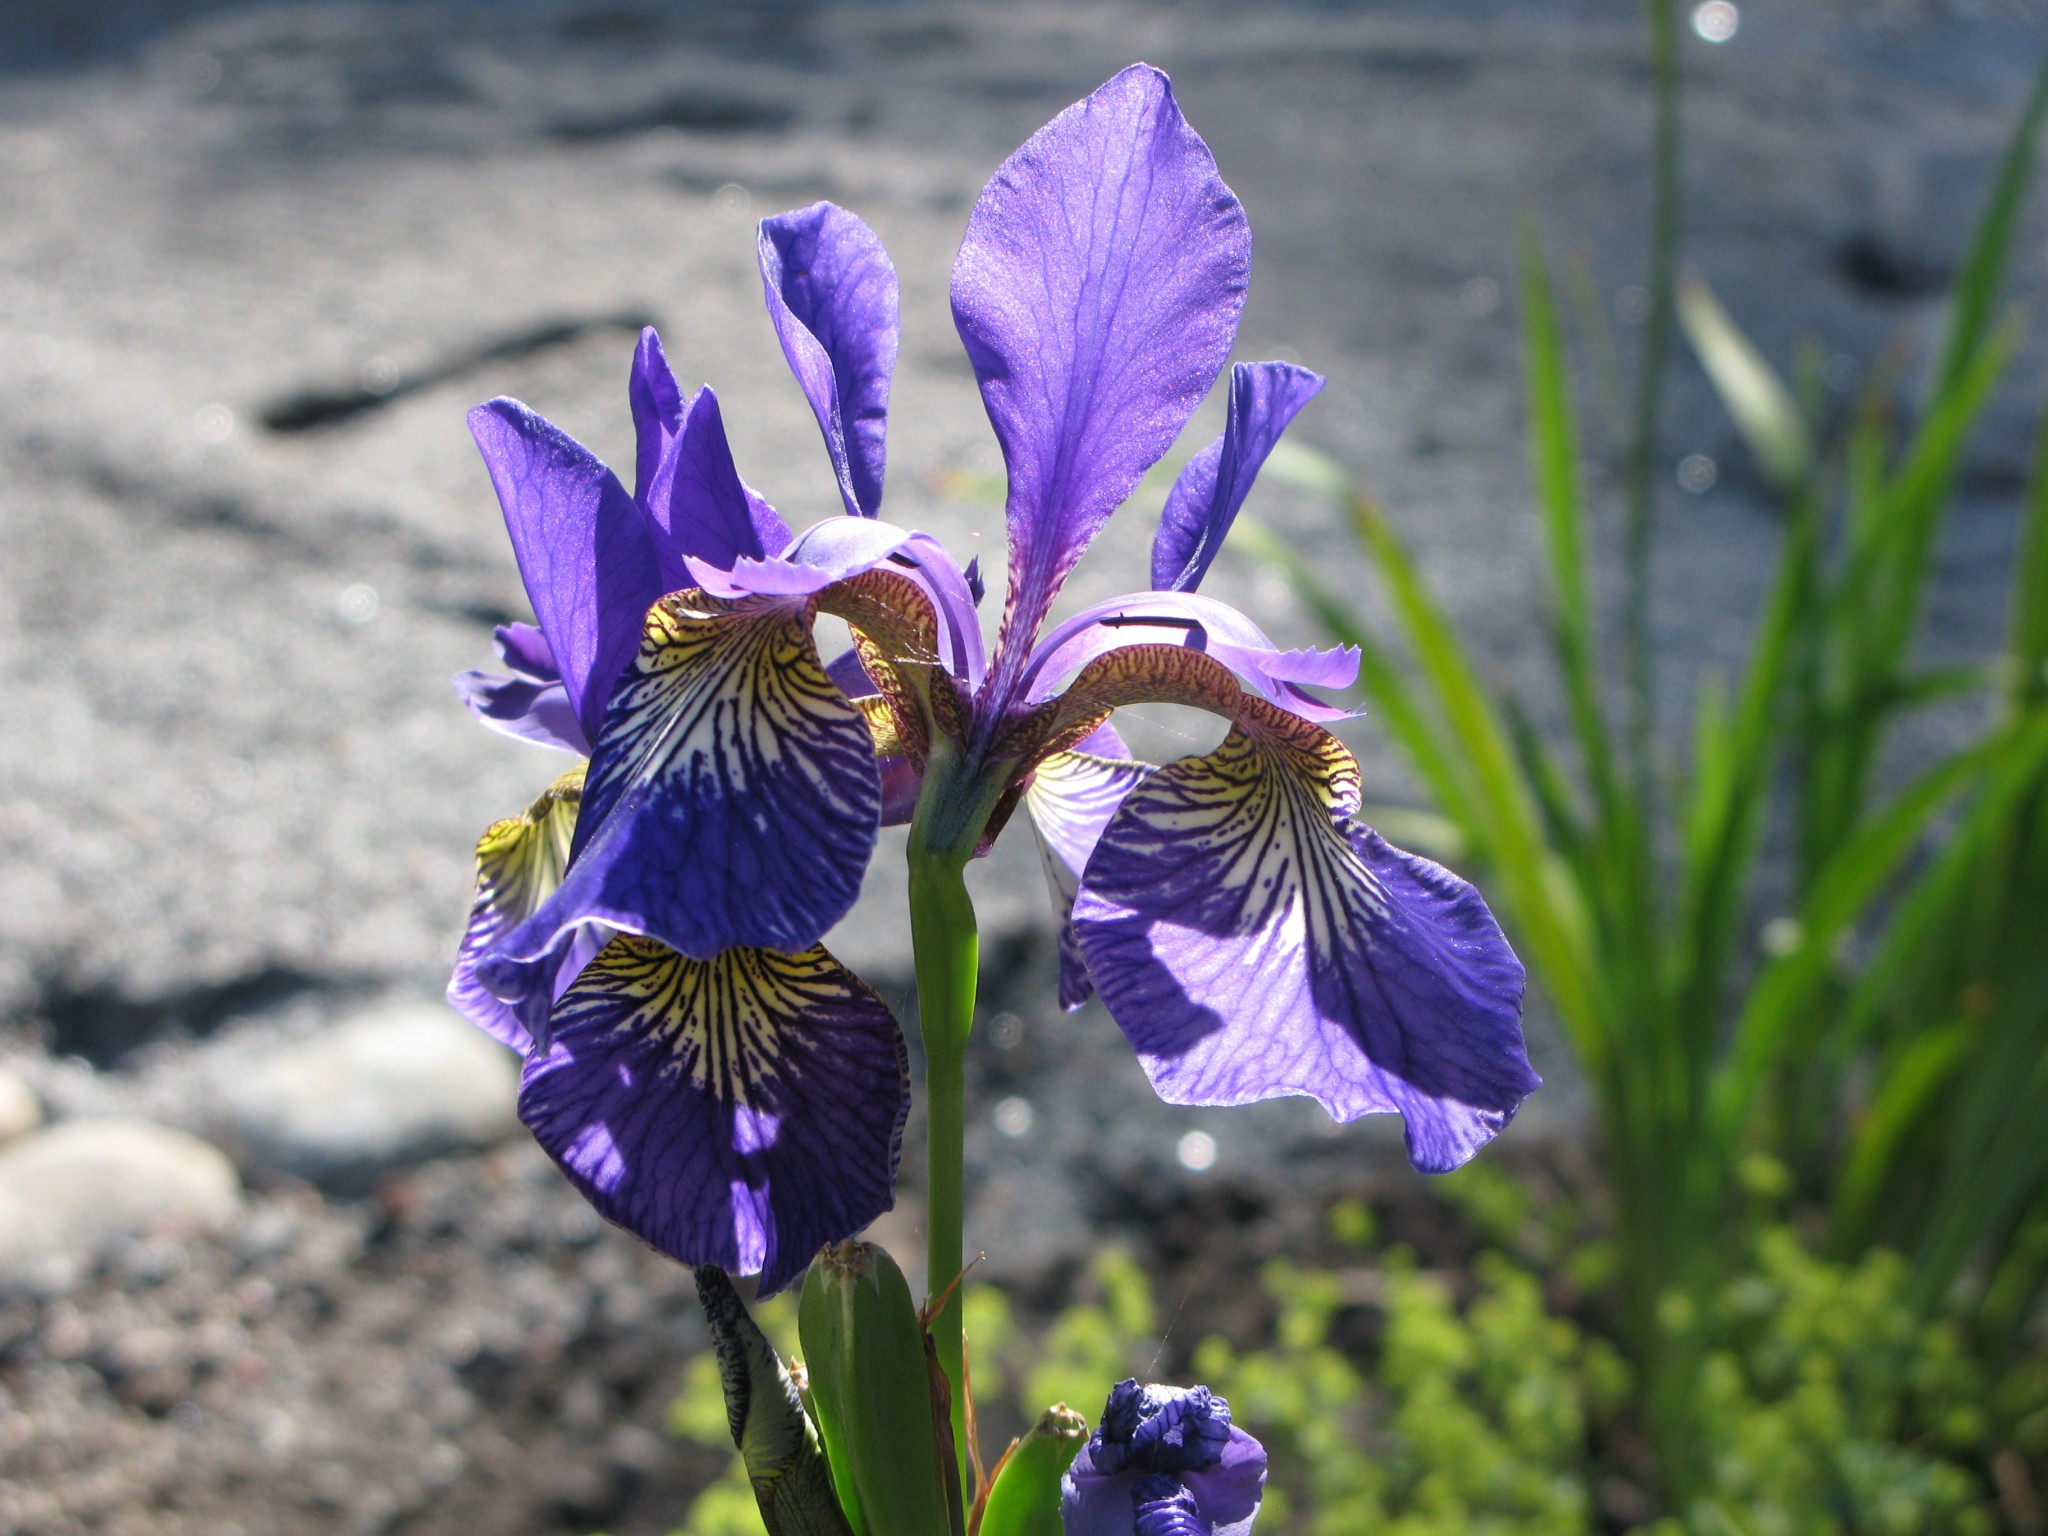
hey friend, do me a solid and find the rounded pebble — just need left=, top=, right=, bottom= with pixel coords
left=213, top=1002, right=521, bottom=1190
left=0, top=1118, right=241, bottom=1291
left=0, top=1068, right=42, bottom=1145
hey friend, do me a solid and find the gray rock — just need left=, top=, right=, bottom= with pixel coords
left=0, top=1066, right=41, bottom=1144
left=0, top=1117, right=241, bottom=1291
left=211, top=1002, right=520, bottom=1190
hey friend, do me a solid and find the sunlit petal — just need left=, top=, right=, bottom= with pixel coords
left=521, top=935, right=909, bottom=1296
left=758, top=202, right=900, bottom=517
left=469, top=399, right=666, bottom=740
left=1023, top=592, right=1357, bottom=728
left=952, top=65, right=1250, bottom=687
left=452, top=623, right=589, bottom=756
left=1025, top=730, right=1153, bottom=1010
left=628, top=326, right=687, bottom=507
left=644, top=386, right=792, bottom=589
left=1072, top=703, right=1537, bottom=1173
left=1152, top=362, right=1324, bottom=593
left=448, top=764, right=589, bottom=1052
left=485, top=593, right=881, bottom=974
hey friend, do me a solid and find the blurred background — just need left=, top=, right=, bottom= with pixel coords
left=3, top=1, right=2047, bottom=1532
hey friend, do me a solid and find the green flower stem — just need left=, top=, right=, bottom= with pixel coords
left=907, top=766, right=985, bottom=1497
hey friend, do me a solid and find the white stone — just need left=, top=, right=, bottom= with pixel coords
left=0, top=1068, right=41, bottom=1145
left=212, top=1002, right=520, bottom=1188
left=0, top=1118, right=240, bottom=1290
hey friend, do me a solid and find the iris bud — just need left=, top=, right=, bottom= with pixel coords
left=977, top=1403, right=1089, bottom=1536
left=799, top=1240, right=955, bottom=1536
left=694, top=1265, right=854, bottom=1536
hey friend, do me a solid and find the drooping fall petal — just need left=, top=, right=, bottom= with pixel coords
left=448, top=764, right=590, bottom=1052
left=1024, top=729, right=1153, bottom=1010
left=1071, top=704, right=1536, bottom=1174
left=519, top=935, right=909, bottom=1296
left=484, top=591, right=882, bottom=977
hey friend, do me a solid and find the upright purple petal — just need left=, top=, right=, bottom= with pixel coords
left=520, top=935, right=909, bottom=1296
left=1152, top=363, right=1324, bottom=593
left=644, top=386, right=792, bottom=589
left=629, top=327, right=687, bottom=507
left=1024, top=735, right=1152, bottom=1010
left=759, top=203, right=900, bottom=518
left=482, top=593, right=882, bottom=973
left=469, top=399, right=666, bottom=742
left=951, top=65, right=1250, bottom=687
left=1071, top=715, right=1536, bottom=1173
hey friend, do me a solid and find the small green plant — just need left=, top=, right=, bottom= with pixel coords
left=653, top=1211, right=2008, bottom=1533
left=1240, top=37, right=2048, bottom=1502
left=1194, top=1251, right=1625, bottom=1536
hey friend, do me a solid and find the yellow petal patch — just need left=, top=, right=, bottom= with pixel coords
left=450, top=762, right=588, bottom=1050
left=822, top=567, right=968, bottom=764
left=553, top=934, right=886, bottom=1110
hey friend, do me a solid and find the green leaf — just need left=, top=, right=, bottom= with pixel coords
left=2007, top=375, right=2048, bottom=712
left=1828, top=1021, right=1974, bottom=1250
left=1931, top=50, right=2048, bottom=403
left=1519, top=220, right=1623, bottom=841
left=974, top=1405, right=1088, bottom=1536
left=1713, top=711, right=2048, bottom=1143
left=1676, top=274, right=1813, bottom=493
left=799, top=1241, right=956, bottom=1536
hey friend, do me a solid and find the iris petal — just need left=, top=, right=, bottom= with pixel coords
left=452, top=667, right=585, bottom=755
left=519, top=935, right=909, bottom=1296
left=758, top=202, right=900, bottom=518
left=951, top=65, right=1250, bottom=690
left=453, top=624, right=588, bottom=756
left=1024, top=734, right=1153, bottom=1010
left=645, top=386, right=793, bottom=590
left=448, top=765, right=588, bottom=1052
left=629, top=326, right=687, bottom=507
left=1152, top=362, right=1325, bottom=593
left=689, top=516, right=986, bottom=697
left=1061, top=1381, right=1266, bottom=1536
left=1023, top=593, right=1357, bottom=729
left=485, top=591, right=882, bottom=974
left=1071, top=703, right=1537, bottom=1174
left=469, top=399, right=667, bottom=742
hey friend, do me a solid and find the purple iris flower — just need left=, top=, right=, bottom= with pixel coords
left=449, top=64, right=1537, bottom=1295
left=1061, top=1381, right=1267, bottom=1536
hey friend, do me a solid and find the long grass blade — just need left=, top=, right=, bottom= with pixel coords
left=1931, top=51, right=2048, bottom=403
left=1711, top=712, right=2048, bottom=1143
left=2007, top=375, right=2048, bottom=713
left=1676, top=275, right=1813, bottom=493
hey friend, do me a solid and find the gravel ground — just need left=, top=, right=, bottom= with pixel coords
left=2, top=0, right=2045, bottom=1530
